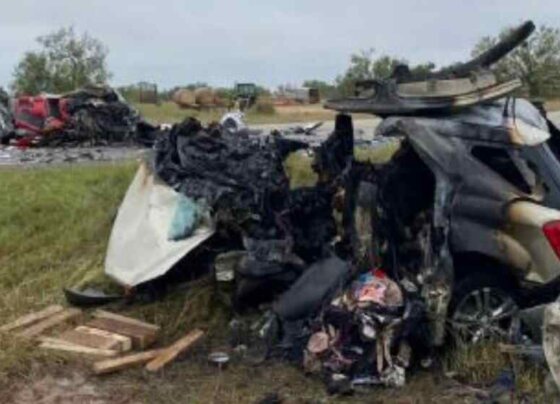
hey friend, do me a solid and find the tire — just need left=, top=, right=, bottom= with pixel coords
left=449, top=270, right=520, bottom=344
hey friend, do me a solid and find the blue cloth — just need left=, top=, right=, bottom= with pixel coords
left=168, top=195, right=201, bottom=241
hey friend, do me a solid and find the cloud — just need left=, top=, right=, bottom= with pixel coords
left=0, top=0, right=558, bottom=90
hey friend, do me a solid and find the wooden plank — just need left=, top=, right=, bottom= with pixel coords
left=59, top=329, right=121, bottom=351
left=146, top=329, right=204, bottom=372
left=85, top=318, right=157, bottom=350
left=0, top=305, right=64, bottom=332
left=75, top=326, right=132, bottom=352
left=93, top=349, right=165, bottom=375
left=39, top=336, right=83, bottom=347
left=39, top=339, right=118, bottom=357
left=18, top=308, right=82, bottom=338
left=93, top=310, right=160, bottom=332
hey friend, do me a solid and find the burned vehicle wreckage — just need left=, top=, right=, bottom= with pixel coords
left=85, top=21, right=560, bottom=391
left=0, top=86, right=157, bottom=147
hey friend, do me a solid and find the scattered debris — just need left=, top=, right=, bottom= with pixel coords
left=0, top=307, right=169, bottom=372
left=208, top=351, right=230, bottom=368
left=0, top=145, right=146, bottom=166
left=63, top=287, right=123, bottom=307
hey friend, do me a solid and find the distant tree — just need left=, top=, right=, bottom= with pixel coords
left=12, top=27, right=111, bottom=95
left=184, top=82, right=209, bottom=90
left=303, top=79, right=337, bottom=99
left=255, top=85, right=271, bottom=96
left=335, top=49, right=434, bottom=96
left=472, top=24, right=560, bottom=98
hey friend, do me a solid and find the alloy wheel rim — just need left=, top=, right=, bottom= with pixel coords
left=451, top=287, right=519, bottom=343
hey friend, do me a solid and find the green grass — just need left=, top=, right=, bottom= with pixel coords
left=445, top=342, right=548, bottom=402
left=0, top=163, right=136, bottom=376
left=135, top=101, right=339, bottom=125
left=284, top=144, right=400, bottom=189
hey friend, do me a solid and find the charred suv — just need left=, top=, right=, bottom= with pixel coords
left=327, top=20, right=560, bottom=343
left=92, top=19, right=560, bottom=392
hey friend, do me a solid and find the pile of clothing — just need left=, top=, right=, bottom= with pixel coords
left=280, top=268, right=429, bottom=394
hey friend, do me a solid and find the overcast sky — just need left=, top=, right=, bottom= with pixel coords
left=0, top=0, right=558, bottom=90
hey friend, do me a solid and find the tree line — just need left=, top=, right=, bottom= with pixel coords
left=9, top=24, right=560, bottom=100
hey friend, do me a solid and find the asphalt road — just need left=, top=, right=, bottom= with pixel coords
left=2, top=112, right=560, bottom=167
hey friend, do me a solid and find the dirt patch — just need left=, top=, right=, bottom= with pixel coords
left=8, top=369, right=119, bottom=404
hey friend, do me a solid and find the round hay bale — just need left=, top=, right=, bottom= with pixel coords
left=173, top=89, right=196, bottom=108
left=195, top=87, right=216, bottom=107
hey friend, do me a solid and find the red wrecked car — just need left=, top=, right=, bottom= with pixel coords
left=3, top=86, right=145, bottom=147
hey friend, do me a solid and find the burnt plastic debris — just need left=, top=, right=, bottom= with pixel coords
left=154, top=117, right=293, bottom=223
left=63, top=287, right=123, bottom=307
left=154, top=117, right=342, bottom=309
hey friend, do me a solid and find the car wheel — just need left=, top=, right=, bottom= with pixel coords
left=449, top=272, right=520, bottom=344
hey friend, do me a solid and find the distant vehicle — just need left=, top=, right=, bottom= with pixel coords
left=6, top=87, right=139, bottom=146
left=234, top=83, right=258, bottom=111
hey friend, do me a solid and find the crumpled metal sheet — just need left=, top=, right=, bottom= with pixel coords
left=104, top=161, right=215, bottom=286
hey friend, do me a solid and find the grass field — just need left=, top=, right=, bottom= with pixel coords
left=136, top=102, right=351, bottom=125
left=0, top=148, right=547, bottom=402
left=136, top=98, right=560, bottom=126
